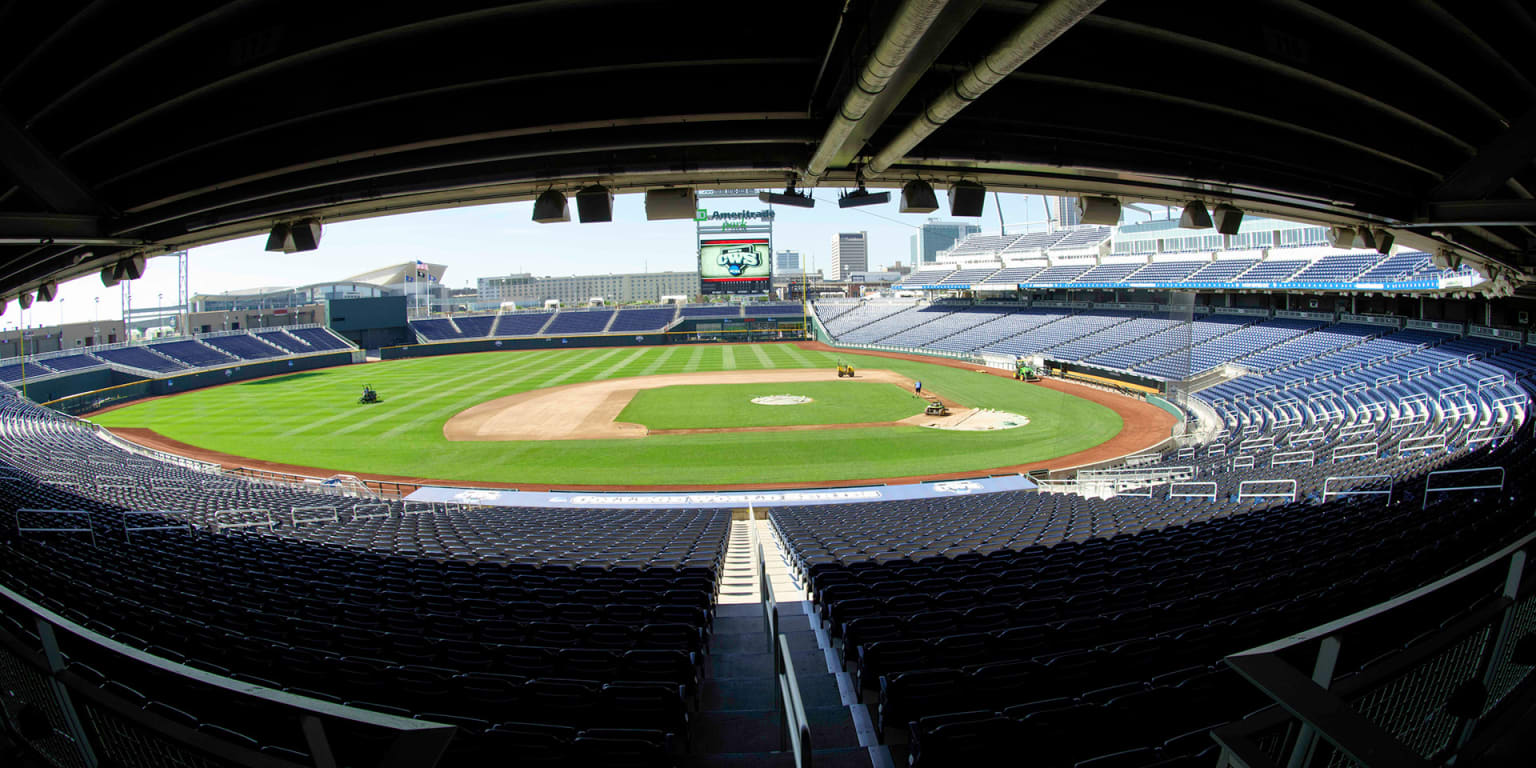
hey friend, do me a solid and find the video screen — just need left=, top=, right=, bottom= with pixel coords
left=700, top=238, right=772, bottom=295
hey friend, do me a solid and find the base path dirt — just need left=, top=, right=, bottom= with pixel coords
left=443, top=367, right=958, bottom=441
left=102, top=341, right=1180, bottom=491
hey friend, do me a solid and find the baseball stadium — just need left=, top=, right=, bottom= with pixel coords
left=2, top=3, right=1536, bottom=768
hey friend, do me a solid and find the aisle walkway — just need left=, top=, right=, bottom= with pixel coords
left=682, top=516, right=890, bottom=767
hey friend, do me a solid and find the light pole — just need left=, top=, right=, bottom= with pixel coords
left=93, top=297, right=99, bottom=346
left=157, top=292, right=163, bottom=339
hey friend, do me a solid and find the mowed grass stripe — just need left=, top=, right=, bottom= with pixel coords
left=721, top=345, right=737, bottom=370
left=748, top=344, right=775, bottom=368
left=592, top=348, right=651, bottom=380
left=277, top=350, right=562, bottom=438
left=333, top=350, right=577, bottom=438
left=776, top=343, right=816, bottom=367
left=638, top=346, right=679, bottom=376
left=92, top=345, right=1125, bottom=486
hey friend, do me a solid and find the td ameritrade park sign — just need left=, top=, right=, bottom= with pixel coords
left=696, top=209, right=775, bottom=230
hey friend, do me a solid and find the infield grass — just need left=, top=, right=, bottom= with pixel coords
left=90, top=343, right=1124, bottom=485
left=619, top=381, right=923, bottom=430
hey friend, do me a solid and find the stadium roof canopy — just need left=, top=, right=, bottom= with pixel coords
left=1, top=0, right=1534, bottom=302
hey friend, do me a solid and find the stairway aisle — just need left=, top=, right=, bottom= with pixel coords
left=682, top=517, right=882, bottom=768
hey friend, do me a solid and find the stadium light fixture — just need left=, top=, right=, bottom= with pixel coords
left=1212, top=204, right=1243, bottom=235
left=1178, top=201, right=1212, bottom=229
left=532, top=189, right=570, bottom=223
left=838, top=181, right=890, bottom=209
left=759, top=180, right=815, bottom=208
left=1077, top=196, right=1121, bottom=226
left=576, top=185, right=614, bottom=223
left=900, top=180, right=939, bottom=213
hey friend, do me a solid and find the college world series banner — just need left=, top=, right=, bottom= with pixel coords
left=699, top=237, right=771, bottom=295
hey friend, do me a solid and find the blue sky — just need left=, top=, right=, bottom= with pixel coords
left=2, top=190, right=1086, bottom=329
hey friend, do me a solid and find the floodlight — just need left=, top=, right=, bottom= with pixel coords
left=1077, top=196, right=1121, bottom=226
left=532, top=189, right=570, bottom=223
left=900, top=180, right=939, bottom=213
left=838, top=184, right=890, bottom=209
left=576, top=185, right=614, bottom=223
left=758, top=183, right=815, bottom=208
left=1212, top=204, right=1244, bottom=235
left=1178, top=201, right=1212, bottom=229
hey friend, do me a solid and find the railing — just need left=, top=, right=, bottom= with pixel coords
left=777, top=634, right=813, bottom=768
left=1213, top=528, right=1536, bottom=768
left=0, top=582, right=456, bottom=768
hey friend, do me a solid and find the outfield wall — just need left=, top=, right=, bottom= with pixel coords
left=44, top=351, right=356, bottom=416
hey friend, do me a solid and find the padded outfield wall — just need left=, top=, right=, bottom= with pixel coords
left=40, top=351, right=357, bottom=416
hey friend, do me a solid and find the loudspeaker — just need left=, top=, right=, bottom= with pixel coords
left=0, top=297, right=6, bottom=314
left=1178, top=201, right=1212, bottom=229
left=289, top=218, right=322, bottom=251
left=265, top=222, right=292, bottom=252
left=900, top=180, right=939, bottom=213
left=576, top=185, right=614, bottom=223
left=949, top=182, right=986, bottom=217
left=1351, top=226, right=1375, bottom=251
left=1328, top=226, right=1354, bottom=248
left=1372, top=229, right=1394, bottom=254
left=532, top=189, right=570, bottom=223
left=35, top=281, right=56, bottom=302
left=101, top=265, right=120, bottom=288
left=645, top=188, right=696, bottom=221
left=19, top=293, right=33, bottom=309
left=118, top=253, right=146, bottom=280
left=1077, top=196, right=1121, bottom=226
left=1212, top=204, right=1243, bottom=235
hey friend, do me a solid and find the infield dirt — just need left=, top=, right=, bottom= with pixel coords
left=441, top=368, right=964, bottom=440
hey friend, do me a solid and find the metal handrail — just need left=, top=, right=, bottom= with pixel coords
left=0, top=581, right=456, bottom=767
left=776, top=633, right=813, bottom=768
left=1217, top=527, right=1536, bottom=768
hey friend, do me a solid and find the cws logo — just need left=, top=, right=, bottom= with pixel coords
left=716, top=246, right=763, bottom=276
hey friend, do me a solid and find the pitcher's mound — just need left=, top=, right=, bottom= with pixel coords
left=919, top=409, right=1029, bottom=431
left=752, top=395, right=812, bottom=405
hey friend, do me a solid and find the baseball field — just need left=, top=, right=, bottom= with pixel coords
left=89, top=342, right=1154, bottom=487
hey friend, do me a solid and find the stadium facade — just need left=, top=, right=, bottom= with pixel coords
left=477, top=270, right=701, bottom=307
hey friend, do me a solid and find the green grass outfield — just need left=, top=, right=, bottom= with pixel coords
left=618, top=381, right=922, bottom=430
left=90, top=343, right=1123, bottom=486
